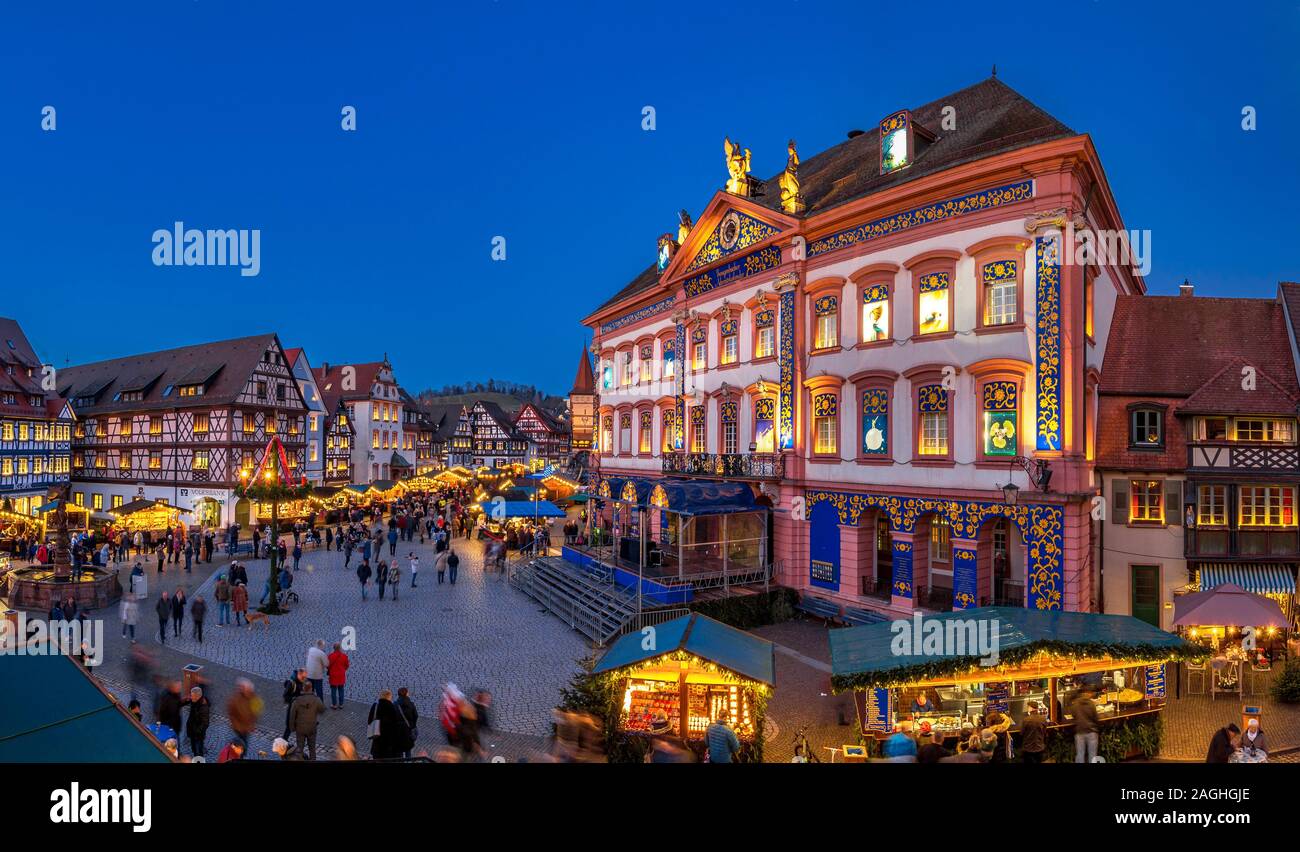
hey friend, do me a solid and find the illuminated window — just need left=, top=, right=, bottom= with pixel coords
left=601, top=415, right=613, bottom=454
left=879, top=111, right=910, bottom=174
left=917, top=384, right=949, bottom=456
left=691, top=326, right=707, bottom=370
left=861, top=285, right=889, bottom=343
left=619, top=412, right=632, bottom=454
left=639, top=410, right=652, bottom=454
left=662, top=343, right=675, bottom=378
left=192, top=451, right=209, bottom=471
left=718, top=320, right=739, bottom=366
left=754, top=309, right=775, bottom=358
left=119, top=454, right=130, bottom=470
left=601, top=362, right=614, bottom=390
left=243, top=413, right=255, bottom=434
left=690, top=407, right=706, bottom=453
left=623, top=352, right=635, bottom=386
left=640, top=345, right=654, bottom=382
left=193, top=413, right=209, bottom=434
left=917, top=273, right=950, bottom=335
left=1130, top=409, right=1163, bottom=447
left=813, top=296, right=838, bottom=349
left=111, top=495, right=123, bottom=509
left=1085, top=268, right=1095, bottom=338
left=1129, top=480, right=1164, bottom=524
left=32, top=457, right=42, bottom=474
left=120, top=418, right=132, bottom=437
left=812, top=393, right=838, bottom=455
left=1197, top=485, right=1227, bottom=527
left=18, top=423, right=28, bottom=441
left=1240, top=486, right=1296, bottom=527
left=1235, top=419, right=1295, bottom=443
left=371, top=431, right=380, bottom=449
left=661, top=410, right=676, bottom=453
left=265, top=417, right=277, bottom=434
left=720, top=401, right=738, bottom=454
left=309, top=441, right=318, bottom=462
left=861, top=390, right=888, bottom=457
left=149, top=451, right=162, bottom=470
left=754, top=398, right=775, bottom=454
left=982, top=261, right=1018, bottom=326
left=17, top=457, right=28, bottom=474
left=73, top=491, right=84, bottom=506
left=93, top=453, right=104, bottom=469
left=931, top=517, right=952, bottom=561
left=1, top=423, right=12, bottom=441
left=91, top=493, right=103, bottom=511
left=981, top=381, right=1018, bottom=457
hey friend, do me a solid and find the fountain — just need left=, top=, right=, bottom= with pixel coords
left=0, top=487, right=121, bottom=611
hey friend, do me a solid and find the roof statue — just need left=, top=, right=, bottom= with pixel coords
left=778, top=139, right=806, bottom=214
left=723, top=137, right=752, bottom=196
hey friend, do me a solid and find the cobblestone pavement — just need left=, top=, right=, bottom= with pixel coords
left=73, top=529, right=589, bottom=752
left=1160, top=666, right=1300, bottom=760
left=751, top=619, right=858, bottom=763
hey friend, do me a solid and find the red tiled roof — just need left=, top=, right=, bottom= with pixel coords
left=570, top=346, right=595, bottom=395
left=312, top=362, right=387, bottom=402
left=283, top=347, right=304, bottom=368
left=1095, top=395, right=1186, bottom=472
left=1101, top=294, right=1299, bottom=399
left=1179, top=358, right=1298, bottom=416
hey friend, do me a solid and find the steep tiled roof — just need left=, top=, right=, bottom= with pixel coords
left=57, top=333, right=289, bottom=415
left=592, top=77, right=1074, bottom=317
left=312, top=362, right=387, bottom=402
left=570, top=346, right=595, bottom=395
left=1180, top=358, right=1299, bottom=416
left=1101, top=295, right=1299, bottom=400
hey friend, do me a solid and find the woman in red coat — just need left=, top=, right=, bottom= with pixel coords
left=327, top=643, right=350, bottom=709
left=231, top=582, right=249, bottom=626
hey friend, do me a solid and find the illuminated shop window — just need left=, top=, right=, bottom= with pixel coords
left=1240, top=486, right=1296, bottom=527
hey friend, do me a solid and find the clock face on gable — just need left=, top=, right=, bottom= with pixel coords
left=719, top=211, right=742, bottom=250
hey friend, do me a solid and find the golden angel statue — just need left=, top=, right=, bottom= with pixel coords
left=723, top=137, right=752, bottom=196
left=677, top=209, right=693, bottom=245
left=778, top=139, right=806, bottom=214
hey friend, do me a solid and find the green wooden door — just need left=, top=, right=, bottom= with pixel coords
left=1131, top=565, right=1160, bottom=627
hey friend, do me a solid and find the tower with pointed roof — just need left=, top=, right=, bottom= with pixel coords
left=568, top=346, right=597, bottom=451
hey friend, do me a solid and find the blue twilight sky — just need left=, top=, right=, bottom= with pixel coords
left=2, top=1, right=1298, bottom=394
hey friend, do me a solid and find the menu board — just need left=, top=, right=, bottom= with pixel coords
left=864, top=688, right=891, bottom=733
left=985, top=684, right=1009, bottom=714
left=1145, top=664, right=1166, bottom=699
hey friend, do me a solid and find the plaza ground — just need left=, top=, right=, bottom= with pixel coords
left=13, top=532, right=1300, bottom=762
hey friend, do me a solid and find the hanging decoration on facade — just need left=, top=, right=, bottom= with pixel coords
left=657, top=233, right=676, bottom=272
left=982, top=381, right=1019, bottom=457
left=686, top=210, right=781, bottom=273
left=778, top=289, right=795, bottom=450
left=234, top=435, right=310, bottom=502
left=1034, top=236, right=1062, bottom=452
left=779, top=139, right=806, bottom=214
left=723, top=137, right=754, bottom=196
left=862, top=389, right=889, bottom=456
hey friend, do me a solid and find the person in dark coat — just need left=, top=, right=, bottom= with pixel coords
left=396, top=687, right=419, bottom=758
left=171, top=589, right=186, bottom=637
left=181, top=686, right=211, bottom=758
left=190, top=595, right=207, bottom=643
left=156, top=681, right=184, bottom=737
left=376, top=560, right=389, bottom=600
left=282, top=669, right=306, bottom=740
left=357, top=560, right=372, bottom=600
left=156, top=592, right=171, bottom=645
left=367, top=690, right=410, bottom=760
left=1206, top=723, right=1240, bottom=763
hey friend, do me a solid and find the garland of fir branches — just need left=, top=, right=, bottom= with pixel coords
left=830, top=638, right=1207, bottom=693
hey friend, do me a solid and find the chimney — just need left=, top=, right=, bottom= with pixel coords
left=321, top=362, right=330, bottom=374
left=1179, top=279, right=1194, bottom=297
left=847, top=129, right=865, bottom=139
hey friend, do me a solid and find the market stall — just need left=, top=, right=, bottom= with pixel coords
left=829, top=607, right=1204, bottom=752
left=0, top=499, right=45, bottom=556
left=592, top=612, right=774, bottom=752
left=110, top=498, right=190, bottom=534
left=1173, top=582, right=1288, bottom=694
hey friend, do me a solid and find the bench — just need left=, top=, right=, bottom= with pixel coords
left=842, top=606, right=889, bottom=626
left=796, top=595, right=843, bottom=623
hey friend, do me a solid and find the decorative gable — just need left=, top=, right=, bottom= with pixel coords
left=685, top=209, right=781, bottom=272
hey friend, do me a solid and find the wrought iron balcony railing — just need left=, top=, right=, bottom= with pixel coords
left=661, top=451, right=785, bottom=481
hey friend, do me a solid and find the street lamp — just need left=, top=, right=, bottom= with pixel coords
left=999, top=456, right=1052, bottom=505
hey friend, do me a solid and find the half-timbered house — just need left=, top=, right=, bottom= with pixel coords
left=58, top=334, right=308, bottom=529
left=514, top=400, right=570, bottom=467
left=286, top=347, right=329, bottom=485
left=0, top=318, right=73, bottom=521
left=469, top=400, right=530, bottom=469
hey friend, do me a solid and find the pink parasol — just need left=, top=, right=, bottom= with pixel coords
left=1172, top=583, right=1286, bottom=628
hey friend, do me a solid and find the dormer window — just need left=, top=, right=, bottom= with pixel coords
left=1130, top=407, right=1164, bottom=448
left=880, top=111, right=910, bottom=174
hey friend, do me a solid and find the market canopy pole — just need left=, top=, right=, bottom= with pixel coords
left=236, top=435, right=309, bottom=616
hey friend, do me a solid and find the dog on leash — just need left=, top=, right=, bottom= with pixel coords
left=246, top=611, right=271, bottom=630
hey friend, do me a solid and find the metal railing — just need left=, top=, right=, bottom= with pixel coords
left=617, top=607, right=692, bottom=637
left=661, top=451, right=784, bottom=480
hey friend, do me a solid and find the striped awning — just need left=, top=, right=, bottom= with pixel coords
left=1198, top=563, right=1296, bottom=596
